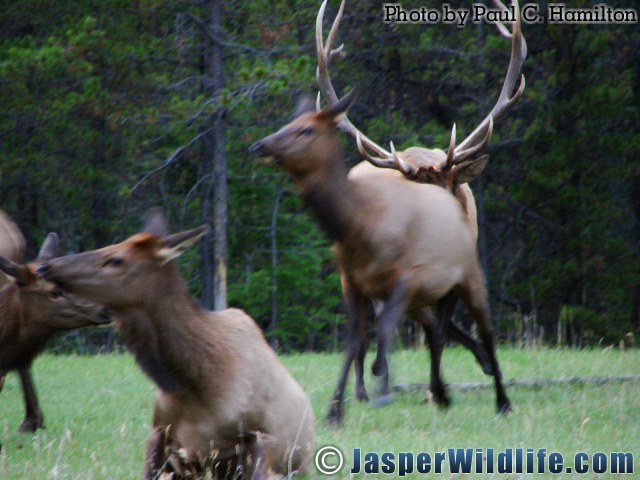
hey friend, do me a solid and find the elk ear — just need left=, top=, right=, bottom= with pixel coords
left=320, top=89, right=356, bottom=123
left=157, top=225, right=210, bottom=264
left=143, top=207, right=169, bottom=238
left=37, top=233, right=60, bottom=261
left=0, top=255, right=30, bottom=285
left=0, top=209, right=25, bottom=263
left=293, top=95, right=316, bottom=118
left=451, top=155, right=489, bottom=184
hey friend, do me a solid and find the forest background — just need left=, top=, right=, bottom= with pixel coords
left=1, top=0, right=638, bottom=352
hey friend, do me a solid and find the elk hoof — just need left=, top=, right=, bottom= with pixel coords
left=427, top=385, right=451, bottom=408
left=18, top=415, right=43, bottom=433
left=326, top=403, right=344, bottom=427
left=355, top=389, right=369, bottom=402
left=497, top=399, right=512, bottom=415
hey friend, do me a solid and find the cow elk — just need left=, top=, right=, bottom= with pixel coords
left=38, top=209, right=315, bottom=480
left=249, top=0, right=525, bottom=427
left=0, top=213, right=110, bottom=433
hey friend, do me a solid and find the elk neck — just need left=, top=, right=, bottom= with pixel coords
left=294, top=147, right=363, bottom=243
left=114, top=264, right=229, bottom=396
left=0, top=285, right=49, bottom=369
left=116, top=262, right=235, bottom=396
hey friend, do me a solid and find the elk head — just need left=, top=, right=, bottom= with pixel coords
left=0, top=233, right=110, bottom=332
left=249, top=92, right=356, bottom=180
left=315, top=0, right=527, bottom=193
left=37, top=210, right=209, bottom=311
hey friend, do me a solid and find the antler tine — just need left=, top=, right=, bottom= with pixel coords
left=325, top=0, right=345, bottom=64
left=454, top=115, right=494, bottom=162
left=390, top=141, right=413, bottom=175
left=493, top=0, right=527, bottom=108
left=316, top=0, right=341, bottom=105
left=445, top=123, right=457, bottom=169
left=316, top=0, right=392, bottom=160
left=356, top=133, right=397, bottom=170
left=492, top=0, right=528, bottom=58
left=452, top=0, right=526, bottom=164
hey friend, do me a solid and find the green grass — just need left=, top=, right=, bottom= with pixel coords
left=1, top=347, right=639, bottom=479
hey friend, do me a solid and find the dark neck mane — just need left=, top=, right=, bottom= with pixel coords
left=297, top=159, right=358, bottom=243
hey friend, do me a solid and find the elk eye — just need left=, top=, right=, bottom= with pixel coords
left=299, top=127, right=314, bottom=136
left=103, top=257, right=124, bottom=268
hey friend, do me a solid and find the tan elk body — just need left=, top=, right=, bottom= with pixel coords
left=38, top=211, right=314, bottom=479
left=349, top=157, right=478, bottom=239
left=249, top=93, right=510, bottom=424
left=290, top=0, right=525, bottom=423
left=0, top=223, right=109, bottom=432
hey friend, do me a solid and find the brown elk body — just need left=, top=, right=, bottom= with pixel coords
left=38, top=211, right=315, bottom=480
left=304, top=0, right=525, bottom=422
left=0, top=230, right=110, bottom=433
left=344, top=160, right=488, bottom=405
left=249, top=94, right=511, bottom=424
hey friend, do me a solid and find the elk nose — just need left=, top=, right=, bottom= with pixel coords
left=248, top=140, right=264, bottom=156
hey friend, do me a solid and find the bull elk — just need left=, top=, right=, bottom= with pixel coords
left=318, top=0, right=524, bottom=420
left=314, top=0, right=525, bottom=412
left=249, top=94, right=511, bottom=423
left=38, top=209, right=315, bottom=480
left=0, top=212, right=110, bottom=433
left=249, top=0, right=525, bottom=425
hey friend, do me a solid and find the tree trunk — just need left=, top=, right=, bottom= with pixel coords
left=269, top=189, right=283, bottom=349
left=200, top=0, right=227, bottom=310
left=474, top=18, right=490, bottom=281
left=630, top=40, right=640, bottom=334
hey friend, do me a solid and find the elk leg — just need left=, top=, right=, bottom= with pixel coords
left=456, top=265, right=511, bottom=414
left=327, top=280, right=368, bottom=425
left=350, top=289, right=370, bottom=402
left=419, top=301, right=452, bottom=407
left=144, top=426, right=169, bottom=480
left=343, top=275, right=370, bottom=401
left=247, top=432, right=279, bottom=480
left=446, top=320, right=494, bottom=376
left=18, top=367, right=44, bottom=433
left=371, top=278, right=408, bottom=396
left=438, top=293, right=494, bottom=375
left=326, top=313, right=361, bottom=425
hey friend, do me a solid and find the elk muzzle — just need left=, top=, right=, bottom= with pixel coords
left=248, top=138, right=280, bottom=166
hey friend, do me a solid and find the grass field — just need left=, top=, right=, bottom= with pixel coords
left=0, top=346, right=638, bottom=479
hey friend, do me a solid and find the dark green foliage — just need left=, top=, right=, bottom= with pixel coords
left=1, top=1, right=638, bottom=350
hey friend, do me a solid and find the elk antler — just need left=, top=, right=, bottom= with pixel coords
left=451, top=0, right=527, bottom=165
left=316, top=0, right=527, bottom=178
left=315, top=0, right=398, bottom=170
